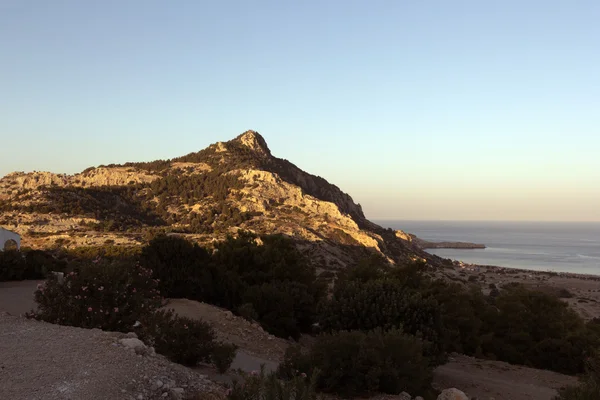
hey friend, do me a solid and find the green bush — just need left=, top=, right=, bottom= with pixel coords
left=29, top=260, right=161, bottom=332
left=319, top=258, right=600, bottom=375
left=211, top=342, right=238, bottom=373
left=29, top=259, right=234, bottom=370
left=141, top=235, right=213, bottom=299
left=481, top=284, right=589, bottom=373
left=237, top=303, right=259, bottom=322
left=0, top=249, right=64, bottom=281
left=279, top=329, right=432, bottom=397
left=138, top=309, right=220, bottom=367
left=228, top=367, right=318, bottom=400
left=554, top=353, right=600, bottom=399
left=318, top=278, right=444, bottom=362
left=278, top=345, right=314, bottom=381
left=243, top=281, right=317, bottom=339
left=140, top=232, right=325, bottom=339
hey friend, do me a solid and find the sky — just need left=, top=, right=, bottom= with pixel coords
left=1, top=1, right=599, bottom=222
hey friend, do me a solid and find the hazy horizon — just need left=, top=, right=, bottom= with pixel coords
left=1, top=1, right=598, bottom=222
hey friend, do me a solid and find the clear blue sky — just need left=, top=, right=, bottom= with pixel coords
left=1, top=1, right=599, bottom=221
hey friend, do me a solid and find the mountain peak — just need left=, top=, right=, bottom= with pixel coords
left=231, top=130, right=271, bottom=157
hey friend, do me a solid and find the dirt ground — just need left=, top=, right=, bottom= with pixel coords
left=434, top=354, right=578, bottom=400
left=0, top=312, right=223, bottom=400
left=164, top=298, right=288, bottom=363
left=0, top=279, right=41, bottom=316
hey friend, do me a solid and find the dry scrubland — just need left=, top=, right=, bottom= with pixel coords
left=1, top=131, right=598, bottom=400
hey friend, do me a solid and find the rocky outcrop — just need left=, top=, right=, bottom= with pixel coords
left=234, top=130, right=272, bottom=157
left=395, top=230, right=415, bottom=242
left=0, top=167, right=158, bottom=197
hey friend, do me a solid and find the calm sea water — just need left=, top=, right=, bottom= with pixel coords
left=375, top=220, right=600, bottom=275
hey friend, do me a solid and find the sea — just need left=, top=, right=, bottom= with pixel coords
left=375, top=220, right=600, bottom=275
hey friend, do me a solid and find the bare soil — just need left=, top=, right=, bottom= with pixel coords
left=434, top=354, right=578, bottom=400
left=164, top=299, right=288, bottom=362
left=0, top=312, right=223, bottom=400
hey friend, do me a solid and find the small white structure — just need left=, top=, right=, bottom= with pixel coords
left=0, top=227, right=21, bottom=251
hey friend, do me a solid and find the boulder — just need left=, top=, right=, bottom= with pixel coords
left=399, top=392, right=412, bottom=400
left=119, top=338, right=147, bottom=353
left=437, top=388, right=468, bottom=400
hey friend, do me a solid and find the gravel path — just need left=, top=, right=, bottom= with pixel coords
left=0, top=313, right=222, bottom=400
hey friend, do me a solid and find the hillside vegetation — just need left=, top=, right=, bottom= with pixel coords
left=6, top=232, right=599, bottom=399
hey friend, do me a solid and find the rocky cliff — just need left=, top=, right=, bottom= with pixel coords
left=0, top=131, right=438, bottom=269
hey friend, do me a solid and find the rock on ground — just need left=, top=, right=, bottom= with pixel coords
left=0, top=312, right=223, bottom=400
left=436, top=388, right=468, bottom=400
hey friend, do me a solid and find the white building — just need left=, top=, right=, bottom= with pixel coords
left=0, top=227, right=21, bottom=251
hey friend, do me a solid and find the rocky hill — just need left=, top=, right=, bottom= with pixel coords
left=0, top=131, right=440, bottom=270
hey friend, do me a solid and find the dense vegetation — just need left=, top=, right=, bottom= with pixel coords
left=0, top=248, right=66, bottom=281
left=14, top=230, right=600, bottom=397
left=141, top=232, right=325, bottom=339
left=279, top=329, right=433, bottom=397
left=318, top=260, right=600, bottom=375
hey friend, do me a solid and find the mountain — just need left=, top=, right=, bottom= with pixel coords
left=0, top=131, right=440, bottom=269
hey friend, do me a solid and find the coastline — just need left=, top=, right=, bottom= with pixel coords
left=385, top=220, right=600, bottom=276
left=448, top=259, right=600, bottom=280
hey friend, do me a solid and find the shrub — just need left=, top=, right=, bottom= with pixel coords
left=279, top=329, right=432, bottom=397
left=141, top=233, right=325, bottom=339
left=211, top=343, right=238, bottom=373
left=278, top=345, right=314, bottom=381
left=138, top=309, right=218, bottom=367
left=243, top=280, right=318, bottom=339
left=29, top=260, right=161, bottom=332
left=141, top=235, right=213, bottom=299
left=318, top=278, right=444, bottom=362
left=559, top=288, right=575, bottom=298
left=0, top=250, right=29, bottom=281
left=554, top=353, right=600, bottom=399
left=319, top=258, right=600, bottom=375
left=29, top=260, right=233, bottom=370
left=228, top=367, right=318, bottom=400
left=481, top=284, right=589, bottom=373
left=423, top=281, right=490, bottom=356
left=237, top=303, right=259, bottom=322
left=0, top=249, right=62, bottom=281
